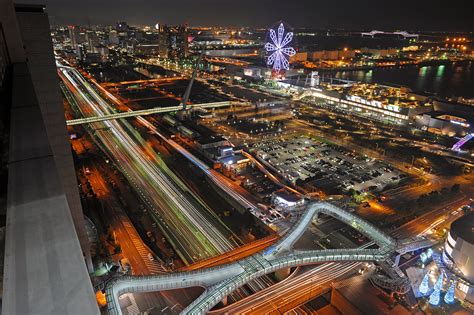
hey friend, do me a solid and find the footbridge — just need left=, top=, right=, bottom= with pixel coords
left=65, top=101, right=247, bottom=126
left=395, top=236, right=436, bottom=255
left=106, top=202, right=398, bottom=315
left=58, top=62, right=249, bottom=127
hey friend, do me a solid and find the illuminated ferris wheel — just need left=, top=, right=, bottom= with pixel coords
left=264, top=22, right=296, bottom=73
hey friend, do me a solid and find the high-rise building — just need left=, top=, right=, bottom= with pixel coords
left=86, top=29, right=100, bottom=51
left=108, top=29, right=119, bottom=45
left=170, top=24, right=189, bottom=59
left=116, top=21, right=129, bottom=45
left=158, top=30, right=170, bottom=57
left=68, top=25, right=80, bottom=49
left=162, top=24, right=189, bottom=59
left=0, top=1, right=98, bottom=314
left=68, top=25, right=86, bottom=58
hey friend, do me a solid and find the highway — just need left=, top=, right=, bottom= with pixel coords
left=62, top=65, right=472, bottom=313
left=60, top=65, right=237, bottom=265
left=105, top=201, right=397, bottom=315
left=135, top=115, right=258, bottom=211
left=209, top=262, right=363, bottom=314
left=83, top=161, right=167, bottom=275
left=79, top=65, right=259, bottom=214
left=390, top=195, right=470, bottom=239
left=60, top=65, right=276, bottom=303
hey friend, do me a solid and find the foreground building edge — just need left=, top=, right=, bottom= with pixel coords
left=1, top=1, right=99, bottom=314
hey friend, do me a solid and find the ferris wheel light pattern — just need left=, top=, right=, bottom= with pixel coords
left=265, top=23, right=296, bottom=72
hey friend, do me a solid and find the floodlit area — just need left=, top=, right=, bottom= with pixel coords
left=3, top=3, right=473, bottom=315
left=251, top=135, right=404, bottom=195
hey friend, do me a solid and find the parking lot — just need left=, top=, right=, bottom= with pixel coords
left=241, top=168, right=279, bottom=198
left=251, top=135, right=405, bottom=195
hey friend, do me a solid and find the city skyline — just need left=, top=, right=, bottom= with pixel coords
left=1, top=1, right=473, bottom=314
left=23, top=0, right=474, bottom=31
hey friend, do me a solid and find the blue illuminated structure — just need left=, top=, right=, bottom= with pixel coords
left=429, top=272, right=444, bottom=305
left=265, top=23, right=296, bottom=72
left=444, top=281, right=456, bottom=304
left=419, top=272, right=430, bottom=295
left=420, top=252, right=428, bottom=263
left=426, top=248, right=433, bottom=258
left=451, top=133, right=473, bottom=151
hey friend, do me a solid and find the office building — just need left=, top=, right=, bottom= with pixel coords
left=165, top=24, right=189, bottom=59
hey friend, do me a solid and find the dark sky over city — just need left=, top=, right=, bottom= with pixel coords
left=21, top=0, right=473, bottom=31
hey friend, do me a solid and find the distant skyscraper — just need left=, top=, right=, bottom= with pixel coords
left=158, top=30, right=169, bottom=57
left=108, top=29, right=119, bottom=45
left=68, top=25, right=80, bottom=48
left=165, top=24, right=189, bottom=59
left=86, top=29, right=100, bottom=51
left=68, top=25, right=86, bottom=58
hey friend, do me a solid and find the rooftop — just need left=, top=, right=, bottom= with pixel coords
left=273, top=189, right=301, bottom=203
left=422, top=111, right=474, bottom=123
left=197, top=135, right=227, bottom=145
left=323, top=82, right=426, bottom=109
left=450, top=212, right=474, bottom=244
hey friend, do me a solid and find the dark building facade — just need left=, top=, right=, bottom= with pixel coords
left=163, top=24, right=189, bottom=59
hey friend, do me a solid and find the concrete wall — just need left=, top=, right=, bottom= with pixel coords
left=15, top=8, right=93, bottom=271
left=0, top=0, right=26, bottom=62
left=0, top=0, right=93, bottom=270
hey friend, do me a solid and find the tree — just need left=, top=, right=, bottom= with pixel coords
left=451, top=183, right=461, bottom=193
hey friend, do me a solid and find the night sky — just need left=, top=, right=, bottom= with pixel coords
left=21, top=0, right=474, bottom=31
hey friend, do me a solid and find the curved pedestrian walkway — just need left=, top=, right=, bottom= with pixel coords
left=106, top=202, right=397, bottom=314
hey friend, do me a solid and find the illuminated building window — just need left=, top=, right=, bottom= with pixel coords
left=445, top=242, right=454, bottom=256
left=447, top=233, right=456, bottom=248
left=458, top=281, right=469, bottom=293
left=442, top=251, right=454, bottom=267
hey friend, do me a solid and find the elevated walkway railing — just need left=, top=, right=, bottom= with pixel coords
left=106, top=202, right=398, bottom=315
left=66, top=101, right=242, bottom=125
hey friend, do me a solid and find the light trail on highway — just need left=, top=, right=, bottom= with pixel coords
left=60, top=66, right=236, bottom=265
left=60, top=65, right=275, bottom=298
left=209, top=239, right=377, bottom=314
left=135, top=115, right=258, bottom=211
left=85, top=68, right=279, bottom=293
left=209, top=261, right=362, bottom=314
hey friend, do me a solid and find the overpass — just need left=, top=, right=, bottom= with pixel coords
left=106, top=202, right=398, bottom=315
left=396, top=236, right=436, bottom=255
left=58, top=61, right=249, bottom=127
left=361, top=30, right=419, bottom=39
left=65, top=101, right=247, bottom=126
left=451, top=133, right=473, bottom=151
